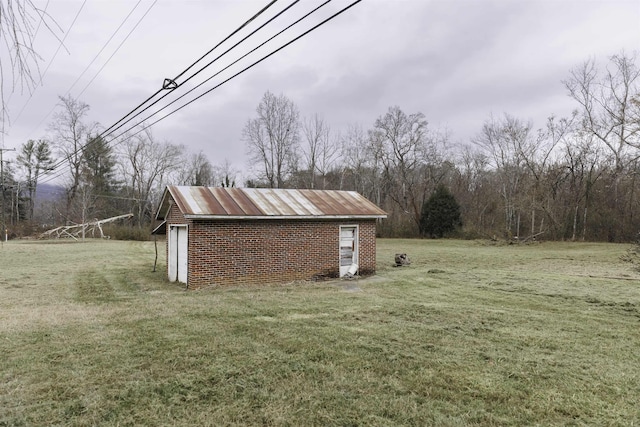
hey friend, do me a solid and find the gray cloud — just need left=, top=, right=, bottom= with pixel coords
left=3, top=0, right=639, bottom=182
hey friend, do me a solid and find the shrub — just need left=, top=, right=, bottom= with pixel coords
left=420, top=185, right=462, bottom=238
left=101, top=225, right=152, bottom=241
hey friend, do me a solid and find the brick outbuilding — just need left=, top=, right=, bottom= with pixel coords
left=153, top=186, right=387, bottom=289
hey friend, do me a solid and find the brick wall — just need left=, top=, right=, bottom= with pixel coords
left=164, top=199, right=378, bottom=288
left=187, top=219, right=378, bottom=288
left=357, top=220, right=377, bottom=276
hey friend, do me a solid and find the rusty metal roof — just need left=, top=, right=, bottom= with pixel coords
left=156, top=186, right=387, bottom=220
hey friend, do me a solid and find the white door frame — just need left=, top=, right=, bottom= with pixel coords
left=168, top=224, right=188, bottom=283
left=339, top=225, right=358, bottom=277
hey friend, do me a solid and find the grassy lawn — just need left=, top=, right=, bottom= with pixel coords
left=1, top=238, right=639, bottom=426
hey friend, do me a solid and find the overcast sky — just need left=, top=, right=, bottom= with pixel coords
left=2, top=0, right=639, bottom=182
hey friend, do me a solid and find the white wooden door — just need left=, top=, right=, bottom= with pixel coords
left=169, top=225, right=188, bottom=283
left=339, top=226, right=358, bottom=277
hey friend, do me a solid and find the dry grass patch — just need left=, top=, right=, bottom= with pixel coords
left=1, top=238, right=639, bottom=425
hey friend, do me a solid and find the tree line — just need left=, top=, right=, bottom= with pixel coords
left=1, top=52, right=638, bottom=242
left=1, top=96, right=237, bottom=237
left=243, top=52, right=640, bottom=242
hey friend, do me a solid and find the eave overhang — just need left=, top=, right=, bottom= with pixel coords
left=182, top=214, right=387, bottom=220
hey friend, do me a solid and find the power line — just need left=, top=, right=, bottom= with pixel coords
left=70, top=0, right=145, bottom=96
left=40, top=0, right=364, bottom=186
left=75, top=0, right=157, bottom=99
left=18, top=0, right=154, bottom=143
left=35, top=1, right=83, bottom=83
left=43, top=0, right=316, bottom=186
left=39, top=0, right=282, bottom=185
left=176, top=0, right=279, bottom=84
left=103, top=0, right=306, bottom=142
left=100, top=0, right=279, bottom=141
left=109, top=0, right=363, bottom=146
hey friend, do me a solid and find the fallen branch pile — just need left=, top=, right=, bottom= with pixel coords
left=39, top=214, right=134, bottom=240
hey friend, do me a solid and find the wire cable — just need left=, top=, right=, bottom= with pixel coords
left=69, top=0, right=144, bottom=96
left=108, top=0, right=362, bottom=146
left=41, top=0, right=362, bottom=185
left=18, top=0, right=152, bottom=143
left=39, top=0, right=282, bottom=184
left=101, top=0, right=279, bottom=139
left=75, top=0, right=157, bottom=99
left=103, top=0, right=306, bottom=141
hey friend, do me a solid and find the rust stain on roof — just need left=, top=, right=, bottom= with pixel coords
left=208, top=187, right=244, bottom=216
left=157, top=186, right=386, bottom=220
left=195, top=187, right=225, bottom=215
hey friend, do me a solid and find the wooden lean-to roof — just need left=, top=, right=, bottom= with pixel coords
left=155, top=186, right=387, bottom=221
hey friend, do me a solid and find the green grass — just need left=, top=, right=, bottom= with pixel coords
left=1, top=239, right=639, bottom=426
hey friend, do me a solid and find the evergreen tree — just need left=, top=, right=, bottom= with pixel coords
left=82, top=135, right=117, bottom=195
left=420, top=185, right=462, bottom=238
left=16, top=139, right=55, bottom=220
left=79, top=135, right=118, bottom=218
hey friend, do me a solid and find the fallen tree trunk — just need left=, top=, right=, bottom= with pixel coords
left=39, top=213, right=134, bottom=240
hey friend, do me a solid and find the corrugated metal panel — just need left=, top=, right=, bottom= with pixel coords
left=287, top=189, right=322, bottom=214
left=160, top=186, right=386, bottom=219
left=194, top=186, right=225, bottom=215
left=207, top=187, right=245, bottom=216
left=169, top=186, right=194, bottom=215
left=272, top=189, right=322, bottom=216
left=300, top=189, right=386, bottom=217
left=242, top=188, right=281, bottom=215
left=317, top=190, right=350, bottom=215
left=225, top=188, right=265, bottom=216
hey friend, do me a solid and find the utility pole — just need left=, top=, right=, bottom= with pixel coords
left=1, top=147, right=16, bottom=242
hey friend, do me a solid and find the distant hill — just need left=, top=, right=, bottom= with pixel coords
left=36, top=183, right=65, bottom=203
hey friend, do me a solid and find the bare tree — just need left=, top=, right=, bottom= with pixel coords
left=176, top=151, right=215, bottom=186
left=564, top=52, right=640, bottom=174
left=518, top=114, right=575, bottom=237
left=561, top=130, right=603, bottom=241
left=473, top=113, right=532, bottom=238
left=175, top=153, right=239, bottom=188
left=369, top=106, right=446, bottom=232
left=339, top=123, right=384, bottom=203
left=214, top=159, right=237, bottom=188
left=302, top=114, right=326, bottom=189
left=302, top=114, right=339, bottom=189
left=0, top=0, right=60, bottom=129
left=564, top=53, right=640, bottom=237
left=455, top=145, right=491, bottom=233
left=244, top=91, right=300, bottom=188
left=48, top=95, right=97, bottom=218
left=16, top=139, right=54, bottom=220
left=1, top=0, right=40, bottom=127
left=119, top=128, right=183, bottom=226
